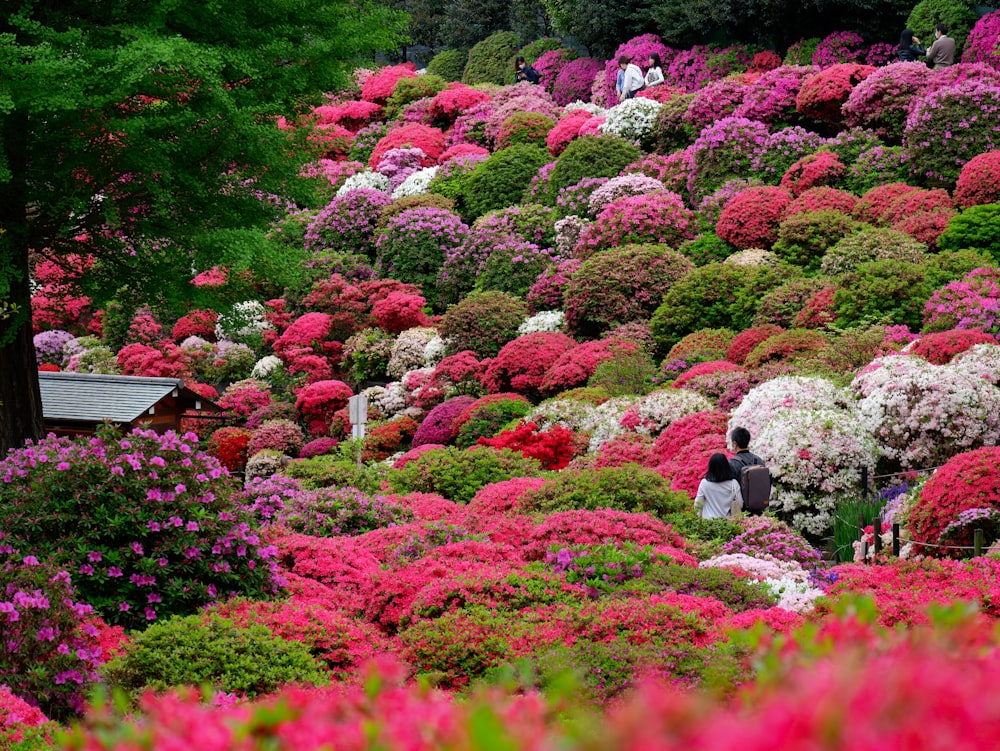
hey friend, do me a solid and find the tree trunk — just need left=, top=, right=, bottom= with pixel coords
left=0, top=110, right=43, bottom=455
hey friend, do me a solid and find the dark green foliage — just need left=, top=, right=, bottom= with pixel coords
left=772, top=211, right=862, bottom=272
left=549, top=136, right=643, bottom=196
left=426, top=49, right=469, bottom=82
left=937, top=204, right=1000, bottom=263
left=385, top=75, right=448, bottom=119
left=651, top=94, right=697, bottom=154
left=440, top=290, right=529, bottom=357
left=925, top=249, right=995, bottom=288
left=679, top=233, right=738, bottom=266
left=518, top=465, right=691, bottom=517
left=517, top=37, right=565, bottom=64
left=465, top=145, right=551, bottom=219
left=102, top=615, right=327, bottom=700
left=498, top=113, right=556, bottom=149
left=833, top=260, right=933, bottom=329
left=663, top=512, right=743, bottom=547
left=463, top=31, right=522, bottom=85
left=906, top=0, right=977, bottom=52
left=386, top=446, right=544, bottom=503
left=455, top=398, right=534, bottom=447
left=588, top=351, right=658, bottom=396
left=284, top=455, right=384, bottom=494
left=621, top=563, right=779, bottom=611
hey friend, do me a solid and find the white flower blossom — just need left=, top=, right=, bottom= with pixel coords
left=598, top=97, right=662, bottom=143
left=518, top=311, right=566, bottom=335
left=392, top=166, right=439, bottom=199
left=337, top=170, right=391, bottom=196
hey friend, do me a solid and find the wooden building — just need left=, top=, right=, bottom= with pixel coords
left=39, top=372, right=221, bottom=437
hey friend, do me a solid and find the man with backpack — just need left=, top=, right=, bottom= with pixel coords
left=729, top=426, right=771, bottom=516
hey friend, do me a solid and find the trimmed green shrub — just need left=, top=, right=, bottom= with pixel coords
left=463, top=31, right=521, bottom=85
left=386, top=446, right=543, bottom=503
left=385, top=75, right=447, bottom=118
left=464, top=144, right=551, bottom=219
left=650, top=94, right=697, bottom=154
left=937, top=203, right=1000, bottom=262
left=283, top=454, right=383, bottom=494
left=925, top=248, right=996, bottom=287
left=102, top=614, right=327, bottom=700
left=518, top=465, right=690, bottom=516
left=455, top=398, right=534, bottom=448
left=833, top=260, right=934, bottom=329
left=820, top=227, right=927, bottom=276
left=427, top=49, right=469, bottom=82
left=754, top=276, right=834, bottom=327
left=679, top=233, right=738, bottom=266
left=906, top=0, right=977, bottom=52
left=549, top=135, right=642, bottom=195
left=497, top=112, right=555, bottom=150
left=516, top=37, right=564, bottom=65
left=744, top=328, right=829, bottom=368
left=588, top=351, right=658, bottom=396
left=440, top=290, right=529, bottom=357
left=620, top=562, right=778, bottom=611
left=666, top=328, right=736, bottom=365
left=772, top=210, right=862, bottom=272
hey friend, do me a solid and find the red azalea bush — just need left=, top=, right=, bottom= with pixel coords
left=313, top=99, right=384, bottom=132
left=716, top=186, right=793, bottom=249
left=429, top=85, right=492, bottom=126
left=590, top=433, right=659, bottom=468
left=750, top=50, right=783, bottom=72
left=208, top=427, right=252, bottom=471
left=891, top=209, right=955, bottom=250
left=483, top=332, right=578, bottom=397
left=575, top=192, right=697, bottom=257
left=171, top=309, right=218, bottom=342
left=546, top=110, right=595, bottom=156
left=116, top=341, right=192, bottom=379
left=796, top=63, right=876, bottom=123
left=909, top=329, right=997, bottom=364
left=31, top=255, right=94, bottom=334
left=854, top=181, right=921, bottom=224
left=653, top=411, right=730, bottom=462
left=909, top=447, right=1000, bottom=552
left=478, top=421, right=578, bottom=470
left=363, top=417, right=419, bottom=462
left=368, top=124, right=446, bottom=168
left=370, top=292, right=431, bottom=334
left=439, top=143, right=490, bottom=163
left=218, top=379, right=272, bottom=417
left=465, top=477, right=549, bottom=520
left=412, top=395, right=477, bottom=447
left=955, top=151, right=1000, bottom=208
left=273, top=313, right=342, bottom=374
left=780, top=151, right=846, bottom=196
left=794, top=286, right=839, bottom=328
left=671, top=360, right=743, bottom=389
left=361, top=63, right=418, bottom=104
left=743, top=328, right=828, bottom=368
left=527, top=259, right=581, bottom=313
left=540, top=338, right=640, bottom=395
left=656, top=434, right=727, bottom=496
left=428, top=350, right=486, bottom=395
left=879, top=188, right=954, bottom=226
left=784, top=186, right=858, bottom=217
left=295, top=379, right=354, bottom=427
left=726, top=325, right=785, bottom=364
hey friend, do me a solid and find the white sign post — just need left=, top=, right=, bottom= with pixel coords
left=348, top=394, right=368, bottom=468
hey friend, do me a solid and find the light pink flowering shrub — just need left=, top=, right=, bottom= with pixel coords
left=842, top=62, right=933, bottom=140
left=575, top=192, right=696, bottom=256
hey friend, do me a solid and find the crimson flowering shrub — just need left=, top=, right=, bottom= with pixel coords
left=726, top=325, right=785, bottom=364
left=171, top=309, right=217, bottom=343
left=552, top=57, right=604, bottom=105
left=796, top=63, right=875, bottom=124
left=540, top=338, right=639, bottom=396
left=733, top=65, right=816, bottom=124
left=586, top=433, right=658, bottom=469
left=479, top=421, right=578, bottom=470
left=248, top=419, right=305, bottom=458
left=779, top=151, right=846, bottom=196
left=218, top=379, right=272, bottom=418
left=299, top=437, right=339, bottom=459
left=0, top=556, right=102, bottom=719
left=563, top=245, right=693, bottom=339
left=955, top=151, right=1000, bottom=208
left=892, top=208, right=955, bottom=250
left=879, top=188, right=954, bottom=226
left=924, top=268, right=1000, bottom=334
left=272, top=313, right=342, bottom=381
left=428, top=351, right=486, bottom=397
left=527, top=258, right=580, bottom=313
left=0, top=429, right=282, bottom=630
left=116, top=341, right=192, bottom=379
left=546, top=110, right=595, bottom=157
left=652, top=411, right=730, bottom=462
left=744, top=328, right=829, bottom=368
left=716, top=186, right=793, bottom=249
left=904, top=79, right=1000, bottom=185
left=483, top=332, right=578, bottom=397
left=454, top=396, right=532, bottom=448
left=909, top=330, right=997, bottom=364
left=362, top=417, right=419, bottom=463
left=361, top=63, right=418, bottom=104
left=127, top=309, right=167, bottom=344
left=841, top=62, right=933, bottom=139
left=854, top=181, right=920, bottom=224
left=575, top=193, right=697, bottom=256
left=671, top=360, right=743, bottom=390
left=31, top=255, right=94, bottom=334
left=412, top=395, right=477, bottom=447
left=428, top=85, right=491, bottom=127
left=207, top=427, right=252, bottom=472
left=369, top=124, right=446, bottom=169
left=784, top=187, right=858, bottom=218
left=313, top=100, right=384, bottom=132
left=910, top=448, right=1000, bottom=552
left=293, top=379, right=353, bottom=434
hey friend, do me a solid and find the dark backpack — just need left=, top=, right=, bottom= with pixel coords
left=739, top=464, right=771, bottom=513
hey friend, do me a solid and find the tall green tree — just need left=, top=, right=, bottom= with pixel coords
left=0, top=0, right=408, bottom=453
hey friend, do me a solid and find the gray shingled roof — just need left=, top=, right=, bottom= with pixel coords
left=39, top=372, right=188, bottom=424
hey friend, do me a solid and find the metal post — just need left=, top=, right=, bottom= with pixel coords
left=873, top=513, right=882, bottom=555
left=861, top=466, right=869, bottom=500
left=975, top=528, right=985, bottom=557
left=892, top=523, right=900, bottom=557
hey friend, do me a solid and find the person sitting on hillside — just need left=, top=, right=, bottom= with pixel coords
left=925, top=23, right=955, bottom=69
left=514, top=56, right=540, bottom=84
left=897, top=29, right=925, bottom=62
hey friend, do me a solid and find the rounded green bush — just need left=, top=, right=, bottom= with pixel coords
left=833, top=259, right=934, bottom=329
left=549, top=135, right=642, bottom=196
left=679, top=233, right=738, bottom=266
left=820, top=227, right=927, bottom=276
left=284, top=455, right=383, bottom=493
left=386, top=446, right=543, bottom=503
left=102, top=614, right=327, bottom=700
left=518, top=465, right=690, bottom=516
left=385, top=75, right=447, bottom=118
left=464, top=144, right=551, bottom=219
left=906, top=0, right=977, bottom=52
left=588, top=351, right=658, bottom=396
left=455, top=398, right=533, bottom=447
left=463, top=31, right=521, bottom=85
left=772, top=210, right=862, bottom=272
left=650, top=94, right=697, bottom=154
left=498, top=112, right=555, bottom=150
left=427, top=49, right=469, bottom=82
left=937, top=203, right=1000, bottom=262
left=516, top=37, right=564, bottom=65
left=440, top=290, right=529, bottom=358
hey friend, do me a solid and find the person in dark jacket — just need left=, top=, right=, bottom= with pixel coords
left=514, top=56, right=540, bottom=84
left=729, top=426, right=770, bottom=516
left=897, top=29, right=925, bottom=61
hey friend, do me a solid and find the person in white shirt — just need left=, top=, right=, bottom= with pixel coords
left=618, top=55, right=645, bottom=100
left=644, top=53, right=664, bottom=88
left=694, top=453, right=742, bottom=519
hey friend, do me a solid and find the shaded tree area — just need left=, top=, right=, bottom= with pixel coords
left=0, top=0, right=409, bottom=453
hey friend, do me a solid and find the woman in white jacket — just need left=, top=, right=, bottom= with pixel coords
left=618, top=55, right=645, bottom=100
left=694, top=453, right=743, bottom=519
left=644, top=53, right=664, bottom=88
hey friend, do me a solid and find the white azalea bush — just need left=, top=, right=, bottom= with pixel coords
left=337, top=170, right=391, bottom=196
left=586, top=397, right=639, bottom=452
left=518, top=310, right=566, bottom=335
left=755, top=407, right=880, bottom=536
left=728, top=376, right=854, bottom=439
left=422, top=335, right=448, bottom=367
left=216, top=301, right=271, bottom=343
left=392, top=166, right=439, bottom=199
left=700, top=553, right=824, bottom=613
left=526, top=397, right=602, bottom=434
left=950, top=343, right=1000, bottom=386
left=853, top=354, right=1000, bottom=468
left=587, top=174, right=665, bottom=215
left=622, top=389, right=713, bottom=437
left=387, top=327, right=438, bottom=379
left=599, top=97, right=662, bottom=143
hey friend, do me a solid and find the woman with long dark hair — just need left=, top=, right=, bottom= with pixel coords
left=897, top=29, right=925, bottom=62
left=694, top=452, right=742, bottom=519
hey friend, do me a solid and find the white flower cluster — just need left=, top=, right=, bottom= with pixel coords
left=629, top=389, right=713, bottom=436
left=564, top=102, right=606, bottom=116
left=392, top=166, right=439, bottom=199
left=950, top=343, right=1000, bottom=386
left=598, top=97, right=663, bottom=143
left=700, top=553, right=824, bottom=613
left=250, top=355, right=284, bottom=379
left=375, top=382, right=408, bottom=417
left=388, top=327, right=438, bottom=379
left=587, top=397, right=641, bottom=452
left=729, top=376, right=854, bottom=439
left=423, top=335, right=448, bottom=368
left=216, top=301, right=271, bottom=341
left=724, top=248, right=777, bottom=266
left=337, top=170, right=391, bottom=196
left=853, top=354, right=1000, bottom=468
left=587, top=174, right=665, bottom=215
left=179, top=336, right=213, bottom=351
left=518, top=310, right=566, bottom=335
left=526, top=397, right=601, bottom=433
